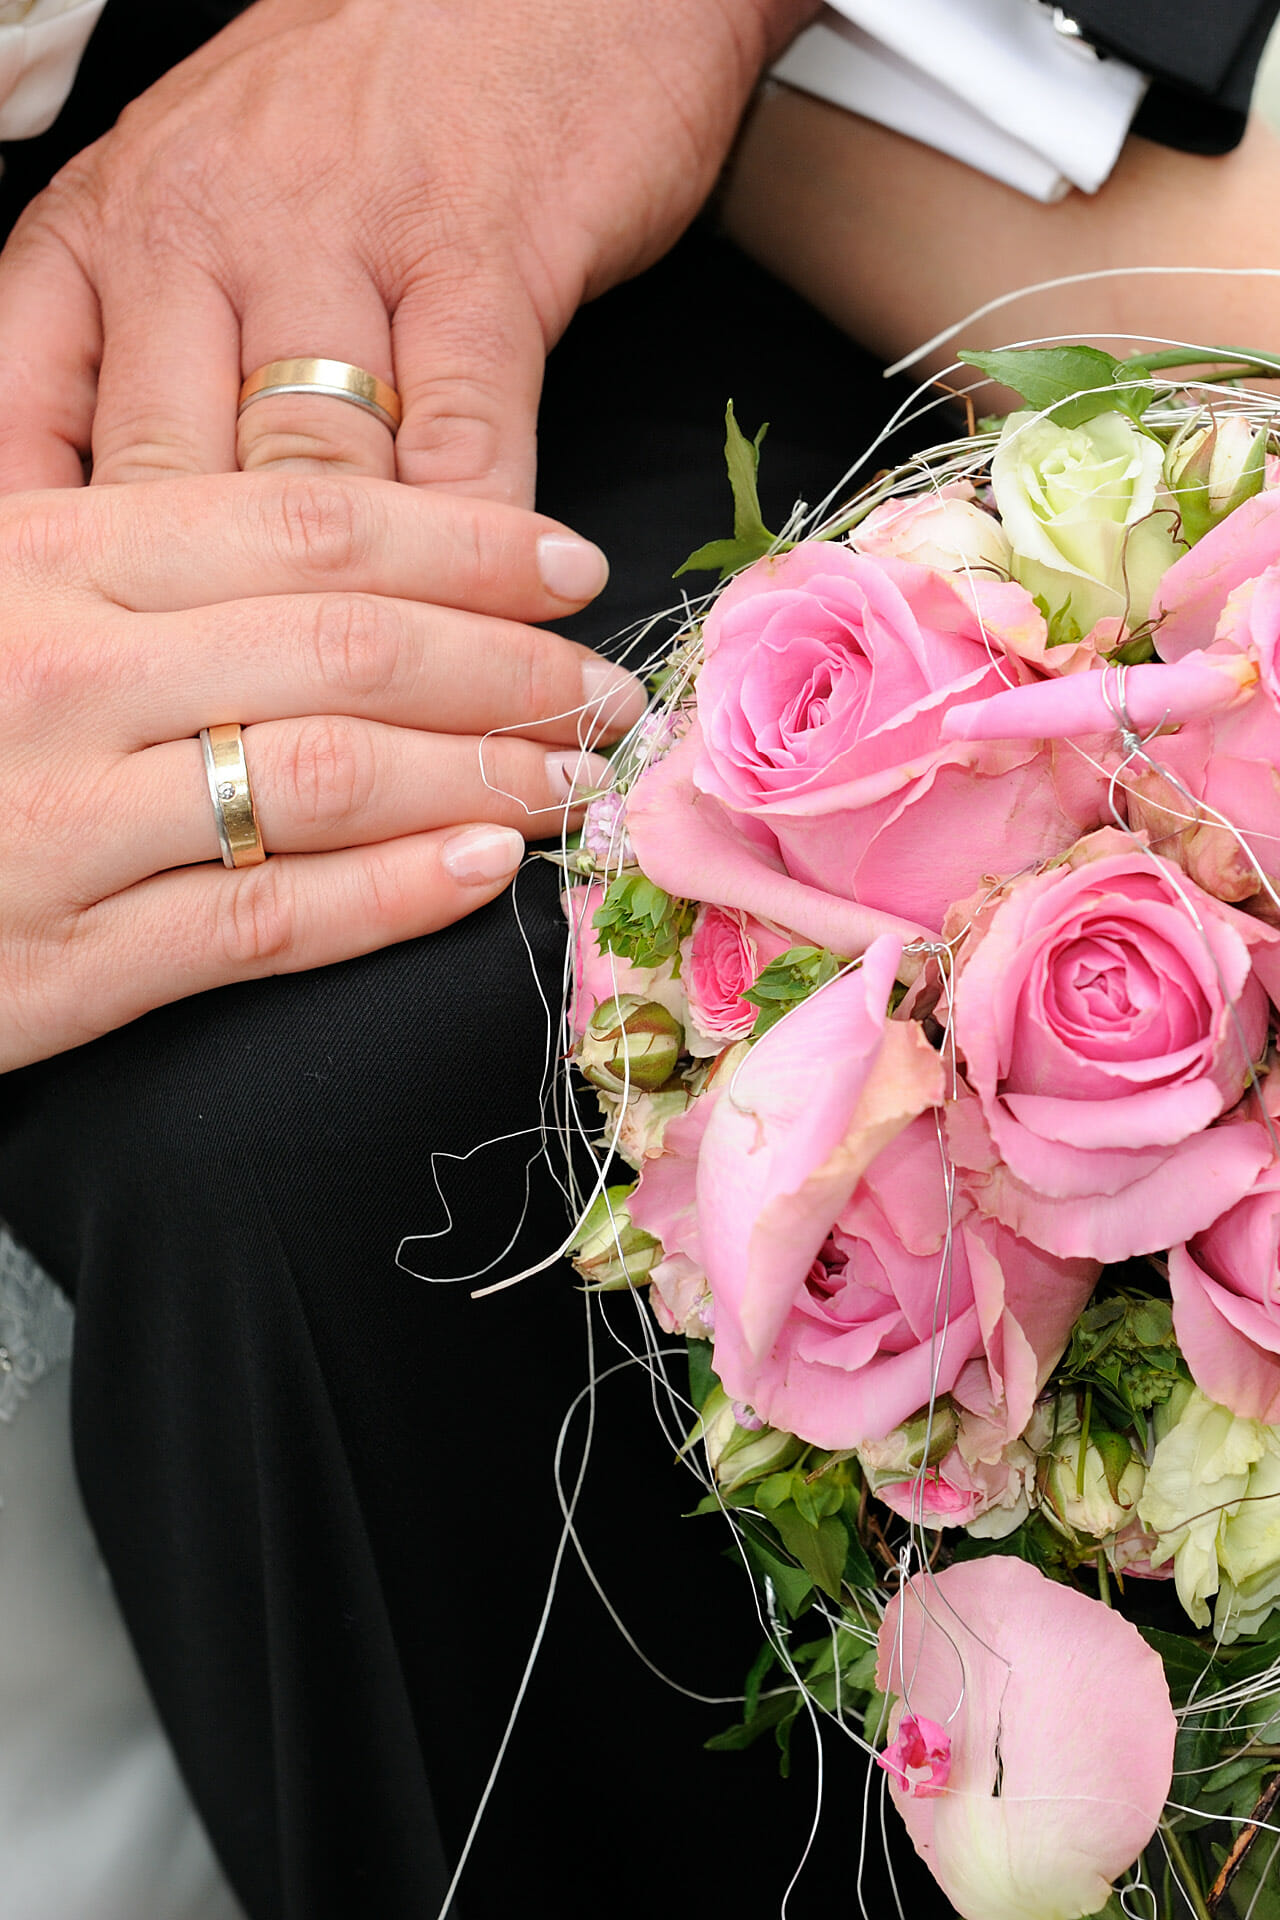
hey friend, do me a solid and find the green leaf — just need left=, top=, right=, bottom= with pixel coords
left=687, top=1337, right=718, bottom=1414
left=1138, top=1626, right=1227, bottom=1706
left=704, top=1689, right=798, bottom=1752
left=842, top=1529, right=878, bottom=1591
left=675, top=402, right=780, bottom=580
left=741, top=1534, right=814, bottom=1619
left=744, top=946, right=844, bottom=1038
left=743, top=1640, right=778, bottom=1725
left=959, top=344, right=1156, bottom=428
left=768, top=1502, right=850, bottom=1602
left=591, top=873, right=693, bottom=969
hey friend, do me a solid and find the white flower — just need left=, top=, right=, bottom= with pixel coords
left=1138, top=1387, right=1280, bottom=1640
left=992, top=408, right=1182, bottom=637
left=1041, top=1429, right=1145, bottom=1540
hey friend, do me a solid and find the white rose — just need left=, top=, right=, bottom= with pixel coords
left=991, top=408, right=1183, bottom=637
left=1138, top=1388, right=1280, bottom=1638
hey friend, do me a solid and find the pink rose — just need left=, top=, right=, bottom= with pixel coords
left=639, top=937, right=1095, bottom=1449
left=948, top=830, right=1277, bottom=1262
left=1124, top=574, right=1280, bottom=909
left=564, top=884, right=685, bottom=1037
left=852, top=481, right=1011, bottom=575
left=877, top=1559, right=1176, bottom=1920
left=628, top=542, right=1107, bottom=934
left=1169, top=1160, right=1280, bottom=1422
left=680, top=906, right=793, bottom=1050
left=1153, top=487, right=1280, bottom=660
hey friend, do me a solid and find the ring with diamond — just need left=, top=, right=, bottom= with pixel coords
left=199, top=723, right=266, bottom=868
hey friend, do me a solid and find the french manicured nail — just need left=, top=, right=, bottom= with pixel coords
left=538, top=532, right=610, bottom=603
left=440, top=824, right=525, bottom=885
left=545, top=748, right=611, bottom=802
left=582, top=657, right=647, bottom=732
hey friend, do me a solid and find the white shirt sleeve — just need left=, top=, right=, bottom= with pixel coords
left=773, top=0, right=1150, bottom=203
left=0, top=0, right=107, bottom=143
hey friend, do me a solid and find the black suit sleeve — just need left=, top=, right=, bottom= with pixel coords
left=1067, top=0, right=1280, bottom=154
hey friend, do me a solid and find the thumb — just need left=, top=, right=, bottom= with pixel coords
left=390, top=267, right=549, bottom=508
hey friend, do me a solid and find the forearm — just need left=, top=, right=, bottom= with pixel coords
left=720, top=84, right=1280, bottom=379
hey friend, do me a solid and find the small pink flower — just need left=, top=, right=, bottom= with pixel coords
left=681, top=905, right=793, bottom=1049
left=877, top=1714, right=952, bottom=1798
left=852, top=482, right=1011, bottom=575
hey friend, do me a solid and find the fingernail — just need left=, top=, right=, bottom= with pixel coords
left=582, top=657, right=647, bottom=732
left=545, top=748, right=611, bottom=803
left=538, top=533, right=610, bottom=603
left=440, top=824, right=525, bottom=885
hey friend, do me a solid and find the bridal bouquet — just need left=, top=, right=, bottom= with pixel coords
left=560, top=344, right=1280, bottom=1920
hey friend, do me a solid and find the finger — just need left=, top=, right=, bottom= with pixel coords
left=115, top=596, right=646, bottom=747
left=21, top=473, right=608, bottom=619
left=90, top=264, right=240, bottom=483
left=236, top=267, right=398, bottom=479
left=0, top=218, right=99, bottom=491
left=391, top=268, right=545, bottom=506
left=65, top=824, right=529, bottom=1048
left=97, top=723, right=609, bottom=893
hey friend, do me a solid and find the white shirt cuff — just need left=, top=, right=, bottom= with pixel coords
left=0, top=0, right=106, bottom=143
left=773, top=0, right=1149, bottom=203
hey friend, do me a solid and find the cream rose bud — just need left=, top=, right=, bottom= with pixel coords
left=579, top=994, right=683, bottom=1094
left=698, top=1384, right=803, bottom=1493
left=1138, top=1387, right=1280, bottom=1641
left=570, top=1188, right=662, bottom=1291
left=1040, top=1426, right=1145, bottom=1540
left=851, top=481, right=1012, bottom=575
left=991, top=408, right=1183, bottom=637
left=856, top=1403, right=959, bottom=1485
left=1165, top=415, right=1266, bottom=543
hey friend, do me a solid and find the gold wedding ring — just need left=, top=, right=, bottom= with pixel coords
left=199, top=724, right=266, bottom=869
left=238, top=358, right=403, bottom=434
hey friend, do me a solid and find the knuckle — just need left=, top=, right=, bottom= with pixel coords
left=0, top=492, right=79, bottom=586
left=282, top=714, right=377, bottom=833
left=309, top=594, right=401, bottom=704
left=269, top=476, right=371, bottom=577
left=217, top=862, right=295, bottom=971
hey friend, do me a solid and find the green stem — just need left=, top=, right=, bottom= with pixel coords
left=1117, top=344, right=1280, bottom=378
left=1095, top=1553, right=1112, bottom=1608
left=1077, top=1388, right=1092, bottom=1501
left=1160, top=1818, right=1213, bottom=1920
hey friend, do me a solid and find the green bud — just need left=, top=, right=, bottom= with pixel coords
left=696, top=1384, right=805, bottom=1493
left=570, top=1184, right=661, bottom=1291
left=579, top=994, right=683, bottom=1095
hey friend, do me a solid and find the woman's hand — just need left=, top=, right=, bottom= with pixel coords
left=0, top=0, right=817, bottom=500
left=0, top=471, right=637, bottom=1072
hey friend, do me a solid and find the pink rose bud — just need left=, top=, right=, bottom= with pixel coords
left=877, top=1714, right=953, bottom=1798
left=579, top=994, right=683, bottom=1095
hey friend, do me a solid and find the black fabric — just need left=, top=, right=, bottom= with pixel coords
left=0, top=223, right=951, bottom=1918
left=1068, top=0, right=1280, bottom=155
left=0, top=0, right=256, bottom=240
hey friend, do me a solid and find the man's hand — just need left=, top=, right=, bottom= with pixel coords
left=0, top=0, right=818, bottom=501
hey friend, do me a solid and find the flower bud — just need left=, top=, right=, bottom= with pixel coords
left=856, top=1404, right=958, bottom=1486
left=579, top=994, right=683, bottom=1094
left=1165, top=415, right=1266, bottom=544
left=1040, top=1428, right=1145, bottom=1540
left=570, top=1186, right=661, bottom=1290
left=698, top=1384, right=804, bottom=1493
